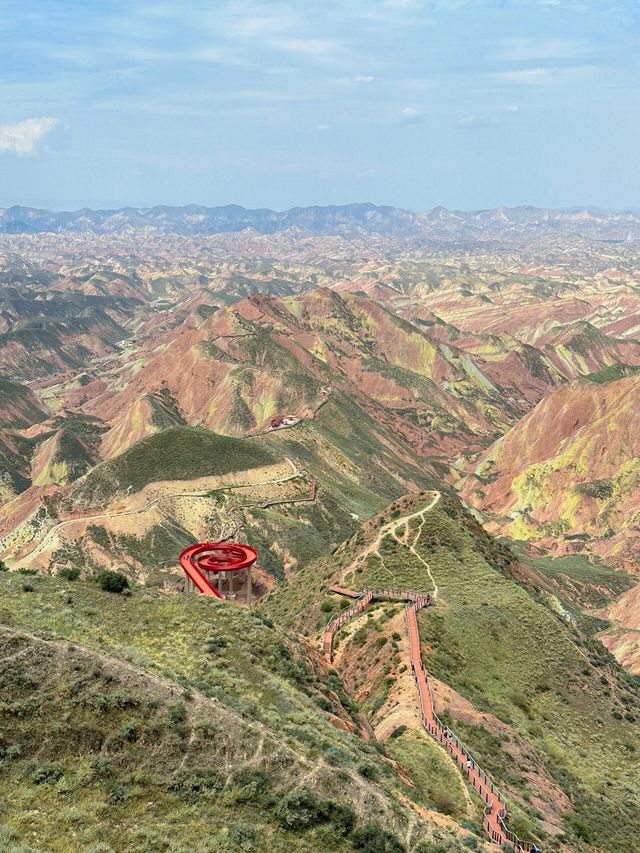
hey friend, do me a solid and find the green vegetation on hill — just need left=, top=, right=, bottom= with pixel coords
left=0, top=428, right=33, bottom=496
left=73, top=427, right=279, bottom=504
left=263, top=393, right=440, bottom=519
left=411, top=501, right=640, bottom=852
left=0, top=573, right=474, bottom=853
left=387, top=732, right=468, bottom=820
left=240, top=493, right=356, bottom=581
left=510, top=543, right=635, bottom=610
left=266, top=493, right=640, bottom=853
left=585, top=362, right=640, bottom=384
left=0, top=378, right=47, bottom=428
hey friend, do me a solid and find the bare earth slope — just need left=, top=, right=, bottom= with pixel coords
left=459, top=373, right=640, bottom=565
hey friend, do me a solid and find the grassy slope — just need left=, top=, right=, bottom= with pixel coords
left=262, top=393, right=440, bottom=518
left=0, top=379, right=48, bottom=429
left=416, top=502, right=640, bottom=849
left=73, top=427, right=279, bottom=505
left=265, top=493, right=640, bottom=853
left=509, top=542, right=635, bottom=610
left=0, top=573, right=476, bottom=853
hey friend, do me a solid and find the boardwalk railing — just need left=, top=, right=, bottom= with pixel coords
left=324, top=588, right=431, bottom=661
left=324, top=587, right=539, bottom=853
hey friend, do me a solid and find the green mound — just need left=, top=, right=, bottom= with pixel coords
left=74, top=427, right=279, bottom=504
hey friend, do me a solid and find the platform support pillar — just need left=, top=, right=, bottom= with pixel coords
left=247, top=566, right=252, bottom=608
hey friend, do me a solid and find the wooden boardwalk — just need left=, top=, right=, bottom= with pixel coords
left=324, top=587, right=539, bottom=852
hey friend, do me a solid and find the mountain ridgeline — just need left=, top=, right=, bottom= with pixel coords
left=2, top=202, right=640, bottom=240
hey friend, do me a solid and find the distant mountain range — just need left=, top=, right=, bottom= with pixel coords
left=1, top=202, right=640, bottom=240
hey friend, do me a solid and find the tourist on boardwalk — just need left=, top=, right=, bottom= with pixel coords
left=466, top=758, right=473, bottom=773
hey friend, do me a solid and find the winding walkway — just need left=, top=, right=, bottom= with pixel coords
left=323, top=589, right=538, bottom=852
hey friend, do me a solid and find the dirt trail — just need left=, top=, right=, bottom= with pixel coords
left=340, top=491, right=441, bottom=587
left=13, top=458, right=312, bottom=569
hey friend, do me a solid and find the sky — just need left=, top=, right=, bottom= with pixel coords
left=0, top=0, right=639, bottom=212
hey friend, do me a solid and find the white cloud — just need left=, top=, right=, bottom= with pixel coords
left=497, top=67, right=554, bottom=84
left=270, top=38, right=337, bottom=58
left=498, top=37, right=592, bottom=63
left=353, top=75, right=376, bottom=83
left=497, top=65, right=595, bottom=84
left=396, top=106, right=426, bottom=125
left=457, top=113, right=499, bottom=127
left=458, top=105, right=520, bottom=127
left=0, top=117, right=59, bottom=155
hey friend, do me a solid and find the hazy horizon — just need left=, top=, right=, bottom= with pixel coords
left=1, top=200, right=640, bottom=216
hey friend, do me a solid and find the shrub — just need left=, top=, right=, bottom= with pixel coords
left=331, top=803, right=357, bottom=836
left=0, top=559, right=7, bottom=572
left=353, top=627, right=368, bottom=646
left=564, top=814, right=593, bottom=842
left=228, top=821, right=258, bottom=850
left=230, top=768, right=273, bottom=805
left=351, top=822, right=405, bottom=852
left=274, top=788, right=354, bottom=835
left=90, top=756, right=112, bottom=778
left=167, top=768, right=225, bottom=802
left=389, top=725, right=407, bottom=740
left=206, top=635, right=228, bottom=652
left=325, top=747, right=350, bottom=766
left=275, top=789, right=327, bottom=830
left=121, top=723, right=138, bottom=743
left=168, top=703, right=187, bottom=734
left=58, top=567, right=81, bottom=581
left=357, top=761, right=379, bottom=780
left=106, top=783, right=129, bottom=805
left=433, top=789, right=457, bottom=815
left=31, top=762, right=64, bottom=785
left=97, top=570, right=130, bottom=593
left=575, top=479, right=613, bottom=499
left=88, top=524, right=111, bottom=549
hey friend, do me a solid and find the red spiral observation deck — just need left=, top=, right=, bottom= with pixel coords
left=179, top=542, right=258, bottom=602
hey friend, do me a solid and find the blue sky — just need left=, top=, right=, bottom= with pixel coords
left=0, top=0, right=639, bottom=211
